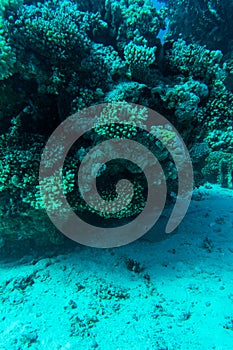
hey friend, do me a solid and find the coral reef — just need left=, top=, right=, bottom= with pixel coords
left=0, top=0, right=232, bottom=247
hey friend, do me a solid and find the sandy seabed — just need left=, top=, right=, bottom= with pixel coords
left=0, top=184, right=233, bottom=350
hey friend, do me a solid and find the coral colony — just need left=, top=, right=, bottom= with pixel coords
left=0, top=0, right=233, bottom=248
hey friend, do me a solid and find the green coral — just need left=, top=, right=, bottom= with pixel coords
left=104, top=0, right=167, bottom=49
left=160, top=78, right=209, bottom=123
left=202, top=151, right=233, bottom=186
left=104, top=81, right=148, bottom=104
left=75, top=180, right=147, bottom=220
left=124, top=41, right=156, bottom=79
left=0, top=0, right=20, bottom=80
left=166, top=39, right=225, bottom=83
left=71, top=87, right=104, bottom=113
left=94, top=103, right=148, bottom=139
left=0, top=30, right=16, bottom=80
left=203, top=81, right=233, bottom=152
left=7, top=0, right=92, bottom=62
left=0, top=129, right=44, bottom=215
left=80, top=43, right=126, bottom=89
left=2, top=0, right=108, bottom=95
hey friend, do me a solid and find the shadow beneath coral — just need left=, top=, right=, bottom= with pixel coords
left=0, top=236, right=79, bottom=263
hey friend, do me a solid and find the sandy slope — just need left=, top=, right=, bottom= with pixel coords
left=0, top=184, right=233, bottom=350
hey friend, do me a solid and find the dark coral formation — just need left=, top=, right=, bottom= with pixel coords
left=163, top=0, right=233, bottom=55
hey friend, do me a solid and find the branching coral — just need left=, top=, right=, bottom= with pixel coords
left=103, top=0, right=167, bottom=51
left=166, top=39, right=225, bottom=83
left=124, top=41, right=156, bottom=79
left=6, top=0, right=92, bottom=62
left=160, top=78, right=209, bottom=124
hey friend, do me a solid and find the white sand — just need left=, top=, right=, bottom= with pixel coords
left=0, top=184, right=233, bottom=350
